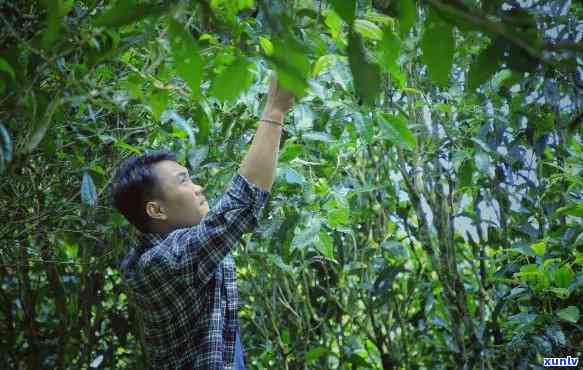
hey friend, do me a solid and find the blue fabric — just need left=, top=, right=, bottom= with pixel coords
left=234, top=326, right=246, bottom=370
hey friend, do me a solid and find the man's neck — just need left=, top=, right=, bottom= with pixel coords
left=147, top=223, right=174, bottom=234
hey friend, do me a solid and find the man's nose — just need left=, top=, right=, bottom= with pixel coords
left=194, top=185, right=205, bottom=196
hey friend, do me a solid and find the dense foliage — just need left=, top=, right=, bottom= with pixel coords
left=1, top=0, right=582, bottom=369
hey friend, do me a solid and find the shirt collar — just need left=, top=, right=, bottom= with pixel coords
left=138, top=231, right=172, bottom=248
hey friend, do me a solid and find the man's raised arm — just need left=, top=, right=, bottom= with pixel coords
left=238, top=75, right=294, bottom=191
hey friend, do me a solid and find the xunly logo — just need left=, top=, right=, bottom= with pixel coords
left=543, top=356, right=579, bottom=367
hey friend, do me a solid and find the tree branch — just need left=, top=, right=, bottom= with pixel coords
left=424, top=0, right=566, bottom=62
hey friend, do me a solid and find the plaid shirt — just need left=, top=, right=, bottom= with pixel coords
left=121, top=174, right=270, bottom=370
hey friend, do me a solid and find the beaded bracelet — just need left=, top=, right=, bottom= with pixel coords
left=260, top=119, right=284, bottom=127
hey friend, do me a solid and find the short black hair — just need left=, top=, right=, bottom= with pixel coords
left=111, top=149, right=177, bottom=233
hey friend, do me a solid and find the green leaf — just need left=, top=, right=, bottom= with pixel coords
left=543, top=258, right=561, bottom=270
left=115, top=140, right=141, bottom=155
left=209, top=58, right=254, bottom=103
left=42, top=0, right=64, bottom=49
left=324, top=197, right=350, bottom=228
left=165, top=111, right=195, bottom=146
left=458, top=159, right=474, bottom=188
left=294, top=104, right=315, bottom=129
left=553, top=265, right=574, bottom=289
left=0, top=57, right=16, bottom=81
left=347, top=32, right=380, bottom=105
left=420, top=8, right=454, bottom=88
left=286, top=169, right=305, bottom=185
left=316, top=231, right=335, bottom=260
left=518, top=264, right=539, bottom=274
left=281, top=168, right=305, bottom=185
left=398, top=0, right=416, bottom=36
left=505, top=29, right=540, bottom=73
left=148, top=90, right=169, bottom=120
left=556, top=203, right=583, bottom=217
left=94, top=0, right=165, bottom=28
left=510, top=242, right=536, bottom=257
left=85, top=30, right=131, bottom=66
left=364, top=11, right=395, bottom=27
left=531, top=240, right=546, bottom=257
left=313, top=54, right=336, bottom=77
left=64, top=241, right=79, bottom=260
left=267, top=254, right=294, bottom=273
left=24, top=98, right=61, bottom=155
left=259, top=36, right=273, bottom=56
left=236, top=0, right=254, bottom=11
left=188, top=146, right=208, bottom=170
left=269, top=36, right=311, bottom=97
left=378, top=112, right=416, bottom=149
left=354, top=19, right=383, bottom=40
left=379, top=29, right=400, bottom=68
left=306, top=346, right=327, bottom=362
left=91, top=165, right=106, bottom=176
left=556, top=306, right=580, bottom=323
left=329, top=0, right=356, bottom=25
left=280, top=142, right=303, bottom=162
left=168, top=19, right=204, bottom=98
left=467, top=40, right=504, bottom=91
left=81, top=171, right=98, bottom=207
left=378, top=29, right=405, bottom=88
left=292, top=216, right=321, bottom=250
left=302, top=131, right=336, bottom=143
left=324, top=9, right=343, bottom=40
left=124, top=74, right=144, bottom=100
left=195, top=101, right=212, bottom=145
left=548, top=287, right=570, bottom=299
left=275, top=212, right=301, bottom=253
left=90, top=354, right=104, bottom=368
left=508, top=312, right=537, bottom=327
left=515, top=264, right=542, bottom=286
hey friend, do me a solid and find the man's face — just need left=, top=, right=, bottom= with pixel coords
left=146, top=160, right=209, bottom=230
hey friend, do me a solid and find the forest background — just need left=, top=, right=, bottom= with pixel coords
left=0, top=0, right=582, bottom=369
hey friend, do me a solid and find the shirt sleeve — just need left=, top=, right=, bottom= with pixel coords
left=164, top=173, right=270, bottom=287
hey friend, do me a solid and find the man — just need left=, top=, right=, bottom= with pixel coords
left=111, top=75, right=294, bottom=369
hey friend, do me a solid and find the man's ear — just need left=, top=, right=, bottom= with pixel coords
left=146, top=201, right=168, bottom=221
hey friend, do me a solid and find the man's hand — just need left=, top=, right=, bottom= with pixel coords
left=238, top=74, right=296, bottom=191
left=261, top=75, right=294, bottom=124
